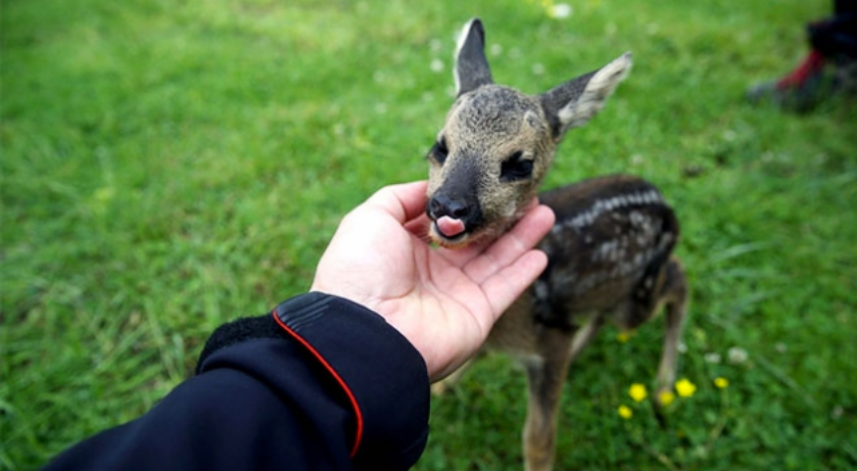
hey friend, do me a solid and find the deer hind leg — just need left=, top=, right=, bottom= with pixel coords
left=654, top=256, right=688, bottom=406
left=568, top=315, right=605, bottom=365
left=617, top=255, right=688, bottom=408
left=522, top=326, right=575, bottom=471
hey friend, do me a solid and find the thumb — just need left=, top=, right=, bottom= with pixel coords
left=364, top=181, right=429, bottom=224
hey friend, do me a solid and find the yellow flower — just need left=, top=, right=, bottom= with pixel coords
left=616, top=331, right=631, bottom=343
left=618, top=405, right=633, bottom=419
left=675, top=378, right=697, bottom=397
left=659, top=390, right=675, bottom=406
left=629, top=383, right=647, bottom=402
left=714, top=377, right=729, bottom=389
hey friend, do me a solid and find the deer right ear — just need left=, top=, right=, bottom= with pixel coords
left=540, top=52, right=632, bottom=140
left=454, top=18, right=494, bottom=97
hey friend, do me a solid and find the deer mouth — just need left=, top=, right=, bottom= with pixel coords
left=436, top=215, right=466, bottom=238
left=425, top=193, right=487, bottom=248
left=429, top=215, right=473, bottom=247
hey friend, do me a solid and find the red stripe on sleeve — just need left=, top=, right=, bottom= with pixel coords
left=272, top=310, right=364, bottom=458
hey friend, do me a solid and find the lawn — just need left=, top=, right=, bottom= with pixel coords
left=2, top=0, right=856, bottom=469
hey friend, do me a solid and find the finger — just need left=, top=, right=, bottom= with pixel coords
left=433, top=198, right=547, bottom=269
left=463, top=204, right=555, bottom=284
left=478, top=249, right=549, bottom=322
left=432, top=237, right=487, bottom=269
left=404, top=213, right=431, bottom=238
left=364, top=180, right=429, bottom=224
left=438, top=198, right=539, bottom=268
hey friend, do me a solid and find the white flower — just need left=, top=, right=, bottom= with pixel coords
left=550, top=3, right=573, bottom=19
left=430, top=59, right=444, bottom=73
left=727, top=347, right=749, bottom=364
left=831, top=405, right=844, bottom=420
left=704, top=352, right=722, bottom=364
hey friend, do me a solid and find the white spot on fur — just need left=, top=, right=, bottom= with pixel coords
left=563, top=189, right=662, bottom=232
left=534, top=280, right=549, bottom=301
left=592, top=240, right=618, bottom=262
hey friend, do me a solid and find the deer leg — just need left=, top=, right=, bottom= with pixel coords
left=655, top=257, right=689, bottom=406
left=431, top=354, right=480, bottom=395
left=523, top=326, right=574, bottom=471
left=568, top=315, right=604, bottom=365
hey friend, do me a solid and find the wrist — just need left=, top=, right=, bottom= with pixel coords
left=272, top=292, right=431, bottom=467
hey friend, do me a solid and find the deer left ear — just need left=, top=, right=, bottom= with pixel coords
left=540, top=52, right=632, bottom=140
left=454, top=18, right=494, bottom=96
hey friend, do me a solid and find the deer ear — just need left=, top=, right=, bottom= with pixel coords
left=540, top=52, right=632, bottom=140
left=454, top=18, right=494, bottom=96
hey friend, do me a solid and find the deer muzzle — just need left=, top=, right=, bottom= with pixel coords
left=426, top=192, right=484, bottom=247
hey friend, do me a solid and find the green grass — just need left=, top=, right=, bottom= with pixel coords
left=2, top=0, right=856, bottom=469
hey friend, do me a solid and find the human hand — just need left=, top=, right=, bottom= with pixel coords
left=310, top=181, right=555, bottom=382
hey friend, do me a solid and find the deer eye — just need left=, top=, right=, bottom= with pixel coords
left=428, top=138, right=449, bottom=165
left=500, top=151, right=533, bottom=182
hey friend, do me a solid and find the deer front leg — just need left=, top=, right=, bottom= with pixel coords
left=522, top=327, right=574, bottom=471
left=430, top=354, right=480, bottom=395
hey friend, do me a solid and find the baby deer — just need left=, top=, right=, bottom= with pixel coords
left=425, top=19, right=688, bottom=471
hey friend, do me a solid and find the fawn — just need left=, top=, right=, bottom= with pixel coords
left=425, top=19, right=688, bottom=471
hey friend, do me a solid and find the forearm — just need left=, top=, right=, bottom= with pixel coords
left=43, top=293, right=431, bottom=471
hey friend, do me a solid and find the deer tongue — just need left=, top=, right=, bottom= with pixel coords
left=437, top=216, right=466, bottom=238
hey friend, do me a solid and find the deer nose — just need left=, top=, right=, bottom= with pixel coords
left=428, top=194, right=469, bottom=220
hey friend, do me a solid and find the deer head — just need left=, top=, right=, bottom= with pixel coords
left=425, top=18, right=632, bottom=248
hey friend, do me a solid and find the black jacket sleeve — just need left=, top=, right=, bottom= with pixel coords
left=42, top=293, right=431, bottom=471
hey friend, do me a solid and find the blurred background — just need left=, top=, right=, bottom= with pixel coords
left=2, top=0, right=855, bottom=469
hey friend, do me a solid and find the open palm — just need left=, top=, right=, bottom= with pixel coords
left=311, top=181, right=554, bottom=381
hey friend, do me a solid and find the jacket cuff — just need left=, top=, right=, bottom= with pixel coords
left=196, top=292, right=430, bottom=469
left=272, top=293, right=430, bottom=469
